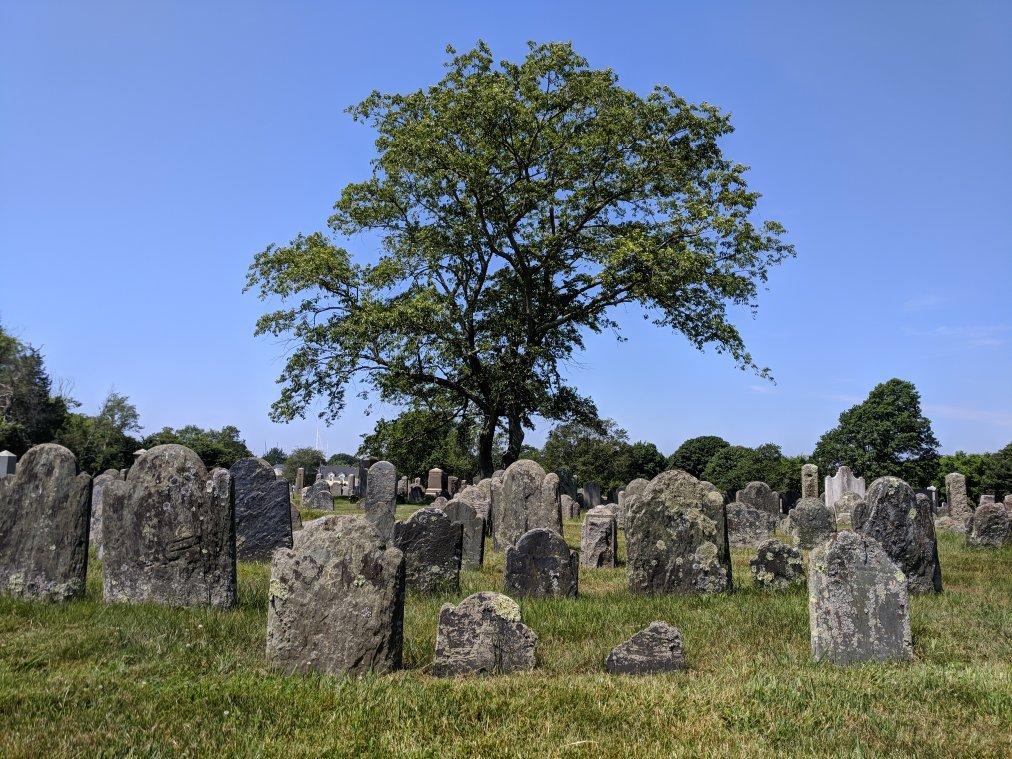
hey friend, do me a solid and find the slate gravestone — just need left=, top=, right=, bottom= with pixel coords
left=749, top=539, right=805, bottom=590
left=307, top=481, right=334, bottom=512
left=492, top=459, right=546, bottom=552
left=103, top=444, right=237, bottom=609
left=625, top=469, right=732, bottom=595
left=266, top=515, right=405, bottom=676
left=0, top=449, right=17, bottom=476
left=801, top=464, right=819, bottom=499
left=442, top=498, right=485, bottom=570
left=393, top=507, right=462, bottom=594
left=363, top=460, right=397, bottom=539
left=294, top=466, right=304, bottom=493
left=605, top=621, right=687, bottom=675
left=89, top=468, right=122, bottom=555
left=859, top=476, right=942, bottom=594
left=726, top=501, right=779, bottom=548
left=230, top=457, right=293, bottom=561
left=808, top=531, right=913, bottom=664
left=580, top=505, right=617, bottom=568
left=356, top=456, right=378, bottom=498
left=407, top=479, right=425, bottom=503
left=432, top=591, right=537, bottom=677
left=967, top=500, right=1010, bottom=547
left=582, top=482, right=602, bottom=508
left=790, top=497, right=836, bottom=550
left=735, top=481, right=779, bottom=515
left=0, top=444, right=91, bottom=601
left=504, top=528, right=578, bottom=598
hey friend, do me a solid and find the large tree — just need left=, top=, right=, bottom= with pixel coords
left=0, top=325, right=71, bottom=455
left=247, top=41, right=792, bottom=476
left=143, top=424, right=253, bottom=470
left=56, top=391, right=142, bottom=473
left=358, top=406, right=483, bottom=480
left=667, top=435, right=731, bottom=479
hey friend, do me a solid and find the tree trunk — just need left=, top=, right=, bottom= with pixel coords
left=477, top=414, right=498, bottom=479
left=502, top=412, right=525, bottom=469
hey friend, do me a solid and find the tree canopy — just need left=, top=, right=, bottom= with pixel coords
left=56, top=391, right=142, bottom=473
left=143, top=424, right=252, bottom=470
left=282, top=447, right=326, bottom=486
left=246, top=40, right=792, bottom=476
left=701, top=442, right=802, bottom=502
left=0, top=325, right=71, bottom=456
left=262, top=446, right=287, bottom=466
left=358, top=407, right=483, bottom=479
left=667, top=435, right=731, bottom=479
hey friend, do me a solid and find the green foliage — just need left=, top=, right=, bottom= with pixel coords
left=937, top=444, right=1012, bottom=502
left=282, top=446, right=326, bottom=485
left=667, top=435, right=731, bottom=479
left=701, top=442, right=801, bottom=501
left=326, top=452, right=357, bottom=466
left=55, top=392, right=141, bottom=473
left=812, top=379, right=939, bottom=487
left=143, top=425, right=252, bottom=470
left=262, top=446, right=287, bottom=466
left=246, top=40, right=793, bottom=474
left=358, top=407, right=480, bottom=479
left=0, top=325, right=72, bottom=455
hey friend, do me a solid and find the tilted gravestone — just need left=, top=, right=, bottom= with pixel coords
left=726, top=501, right=779, bottom=548
left=858, top=477, right=942, bottom=594
left=432, top=591, right=537, bottom=677
left=735, top=481, right=780, bottom=515
left=392, top=507, right=462, bottom=594
left=749, top=538, right=804, bottom=590
left=580, top=505, right=617, bottom=568
left=624, top=469, right=732, bottom=595
left=561, top=493, right=580, bottom=519
left=0, top=444, right=91, bottom=601
left=89, top=468, right=123, bottom=556
left=801, top=463, right=819, bottom=499
left=808, top=531, right=913, bottom=664
left=967, top=500, right=1010, bottom=548
left=790, top=497, right=836, bottom=550
left=363, top=460, right=397, bottom=539
left=103, top=444, right=237, bottom=608
left=504, top=528, right=578, bottom=598
left=266, top=515, right=405, bottom=676
left=230, top=457, right=293, bottom=561
left=442, top=498, right=485, bottom=570
left=605, top=621, right=687, bottom=675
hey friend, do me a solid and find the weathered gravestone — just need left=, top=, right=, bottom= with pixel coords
left=824, top=466, right=866, bottom=513
left=397, top=476, right=408, bottom=498
left=363, top=460, right=397, bottom=539
left=858, top=476, right=942, bottom=594
left=0, top=449, right=16, bottom=477
left=625, top=469, right=732, bottom=594
left=749, top=538, right=805, bottom=590
left=431, top=591, right=537, bottom=677
left=457, top=479, right=492, bottom=527
left=618, top=478, right=649, bottom=530
left=790, top=497, right=836, bottom=550
left=736, top=481, right=780, bottom=515
left=290, top=499, right=303, bottom=531
left=306, top=481, right=334, bottom=512
left=266, top=515, right=405, bottom=676
left=504, top=528, right=578, bottom=598
left=833, top=491, right=865, bottom=530
left=356, top=456, right=378, bottom=498
left=103, top=445, right=237, bottom=608
left=294, top=466, right=304, bottom=493
left=407, top=478, right=425, bottom=503
left=492, top=459, right=558, bottom=552
left=580, top=505, right=617, bottom=568
left=605, top=621, right=687, bottom=675
left=89, top=468, right=123, bottom=556
left=726, top=501, right=779, bottom=548
left=808, top=531, right=913, bottom=664
left=424, top=467, right=447, bottom=498
left=967, top=500, right=1010, bottom=548
left=561, top=493, right=580, bottom=519
left=442, top=498, right=485, bottom=570
left=392, top=507, right=462, bottom=594
left=230, top=457, right=293, bottom=561
left=0, top=444, right=91, bottom=601
left=581, top=482, right=602, bottom=509
left=801, top=463, right=819, bottom=499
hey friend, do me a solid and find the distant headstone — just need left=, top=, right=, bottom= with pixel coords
left=0, top=444, right=91, bottom=601
left=492, top=459, right=547, bottom=552
left=582, top=483, right=602, bottom=509
left=230, top=457, right=293, bottom=561
left=605, top=621, right=687, bottom=675
left=801, top=464, right=819, bottom=499
left=103, top=445, right=237, bottom=608
left=89, top=468, right=123, bottom=555
left=0, top=449, right=16, bottom=476
left=432, top=591, right=537, bottom=677
left=392, top=507, right=462, bottom=594
left=749, top=539, right=804, bottom=590
left=824, top=466, right=866, bottom=513
left=356, top=456, right=378, bottom=498
left=447, top=475, right=460, bottom=496
left=294, top=466, right=305, bottom=493
left=790, top=497, right=836, bottom=550
left=407, top=478, right=425, bottom=503
left=580, top=505, right=617, bottom=568
left=307, top=481, right=334, bottom=512
left=266, top=515, right=405, bottom=676
left=979, top=494, right=995, bottom=507
left=442, top=498, right=485, bottom=570
left=833, top=491, right=865, bottom=530
left=561, top=493, right=580, bottom=519
left=290, top=499, right=303, bottom=531
left=532, top=472, right=563, bottom=534
left=504, top=528, right=578, bottom=598
left=735, top=481, right=779, bottom=515
left=726, top=501, right=779, bottom=548
left=424, top=467, right=447, bottom=498
left=397, top=476, right=408, bottom=498
left=457, top=479, right=492, bottom=526
left=363, top=460, right=397, bottom=539
left=966, top=500, right=1010, bottom=548
left=808, top=531, right=913, bottom=665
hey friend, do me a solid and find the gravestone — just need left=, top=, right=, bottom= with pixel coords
left=306, top=481, right=334, bottom=512
left=801, top=463, right=819, bottom=499
left=432, top=591, right=537, bottom=677
left=294, top=466, right=304, bottom=493
left=266, top=515, right=405, bottom=676
left=790, top=497, right=836, bottom=550
left=504, top=528, right=578, bottom=598
left=561, top=493, right=580, bottom=519
left=356, top=456, right=378, bottom=498
left=833, top=491, right=865, bottom=530
left=392, top=507, right=462, bottom=594
left=966, top=500, right=1010, bottom=548
left=582, top=482, right=602, bottom=509
left=290, top=499, right=303, bottom=531
left=625, top=469, right=732, bottom=595
left=103, top=444, right=237, bottom=608
left=532, top=472, right=563, bottom=534
left=424, top=467, right=447, bottom=498
left=447, top=475, right=459, bottom=496
left=1005, top=494, right=1012, bottom=508
left=735, top=481, right=779, bottom=515
left=726, top=501, right=779, bottom=548
left=580, top=505, right=617, bottom=568
left=407, top=478, right=425, bottom=503
left=397, top=476, right=408, bottom=498
left=492, top=459, right=547, bottom=552
left=0, top=449, right=16, bottom=476
left=363, top=460, right=397, bottom=539
left=749, top=538, right=804, bottom=590
left=808, top=531, right=913, bottom=664
left=488, top=469, right=506, bottom=535
left=230, top=457, right=293, bottom=561
left=859, top=476, right=942, bottom=594
left=89, top=468, right=123, bottom=555
left=979, top=494, right=995, bottom=507
left=442, top=498, right=485, bottom=570
left=457, top=479, right=492, bottom=526
left=824, top=465, right=866, bottom=512
left=0, top=444, right=91, bottom=601
left=618, top=478, right=649, bottom=530
left=605, top=621, right=687, bottom=675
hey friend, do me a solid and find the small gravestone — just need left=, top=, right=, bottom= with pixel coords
left=580, top=505, right=617, bottom=568
left=735, top=481, right=779, bottom=515
left=531, top=472, right=563, bottom=534
left=290, top=499, right=303, bottom=531
left=89, top=468, right=123, bottom=556
left=801, top=463, right=819, bottom=499
left=582, top=482, right=602, bottom=508
left=561, top=493, right=580, bottom=519
left=790, top=497, right=836, bottom=550
left=307, top=481, right=334, bottom=512
left=424, top=467, right=447, bottom=497
left=0, top=444, right=91, bottom=601
left=967, top=501, right=1010, bottom=548
left=393, top=507, right=462, bottom=594
left=808, top=531, right=913, bottom=664
left=0, top=449, right=17, bottom=476
left=230, top=457, right=293, bottom=561
left=356, top=456, right=377, bottom=498
left=432, top=591, right=537, bottom=677
left=103, top=444, right=237, bottom=608
left=442, top=498, right=485, bottom=570
left=833, top=491, right=865, bottom=530
left=749, top=538, right=804, bottom=589
left=726, top=501, right=779, bottom=548
left=824, top=466, right=866, bottom=513
left=407, top=478, right=425, bottom=503
left=363, top=460, right=397, bottom=539
left=504, top=528, right=578, bottom=598
left=493, top=459, right=547, bottom=552
left=266, top=515, right=405, bottom=676
left=294, top=466, right=304, bottom=493
left=605, top=621, right=687, bottom=675
left=457, top=479, right=492, bottom=527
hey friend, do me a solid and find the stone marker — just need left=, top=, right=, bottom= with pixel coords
left=967, top=500, right=1010, bottom=548
left=0, top=444, right=91, bottom=601
left=735, top=481, right=780, bottom=515
left=457, top=479, right=492, bottom=527
left=266, top=515, right=405, bottom=676
left=492, top=459, right=547, bottom=552
left=561, top=493, right=580, bottom=519
left=290, top=499, right=303, bottom=531
left=442, top=498, right=485, bottom=570
left=424, top=467, right=447, bottom=497
left=625, top=469, right=732, bottom=594
left=306, top=481, right=334, bottom=512
left=808, top=531, right=913, bottom=665
left=103, top=444, right=237, bottom=608
left=432, top=591, right=537, bottom=677
left=580, top=505, right=617, bottom=568
left=801, top=463, right=819, bottom=499
left=392, top=507, right=462, bottom=594
left=618, top=478, right=649, bottom=530
left=749, top=538, right=805, bottom=590
left=790, top=497, right=836, bottom=550
left=230, top=457, right=294, bottom=561
left=407, top=478, right=425, bottom=503
left=833, top=491, right=865, bottom=530
left=1005, top=494, right=1012, bottom=508
left=0, top=449, right=17, bottom=476
left=89, top=468, right=122, bottom=555
left=824, top=466, right=866, bottom=512
left=294, top=466, right=304, bottom=493
left=504, top=528, right=578, bottom=598
left=362, top=460, right=397, bottom=539
left=582, top=482, right=602, bottom=509
left=356, top=456, right=378, bottom=498
left=859, top=476, right=942, bottom=594
left=726, top=501, right=779, bottom=548
left=605, top=621, right=687, bottom=675
left=532, top=472, right=563, bottom=534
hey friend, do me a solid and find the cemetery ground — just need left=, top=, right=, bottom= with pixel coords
left=1, top=513, right=1010, bottom=758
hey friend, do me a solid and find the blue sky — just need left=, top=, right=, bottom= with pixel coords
left=2, top=1, right=1010, bottom=459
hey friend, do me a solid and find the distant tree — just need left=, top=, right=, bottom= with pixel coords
left=982, top=443, right=1012, bottom=500
left=143, top=424, right=253, bottom=470
left=538, top=419, right=663, bottom=493
left=326, top=452, right=357, bottom=466
left=813, top=379, right=939, bottom=487
left=937, top=444, right=1012, bottom=503
left=667, top=435, right=731, bottom=479
left=359, top=407, right=479, bottom=479
left=0, top=325, right=72, bottom=455
left=262, top=446, right=287, bottom=466
left=701, top=442, right=799, bottom=502
left=56, top=391, right=142, bottom=473
left=283, top=447, right=326, bottom=485
left=618, top=441, right=668, bottom=484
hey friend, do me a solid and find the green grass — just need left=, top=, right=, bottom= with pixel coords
left=1, top=513, right=1010, bottom=757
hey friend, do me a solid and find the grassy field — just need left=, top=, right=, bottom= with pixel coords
left=1, top=505, right=1010, bottom=757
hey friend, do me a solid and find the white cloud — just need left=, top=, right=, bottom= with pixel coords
left=924, top=404, right=1012, bottom=428
left=901, top=294, right=946, bottom=312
